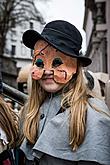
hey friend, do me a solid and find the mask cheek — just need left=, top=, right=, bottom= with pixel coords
left=31, top=67, right=44, bottom=80
left=54, top=69, right=73, bottom=84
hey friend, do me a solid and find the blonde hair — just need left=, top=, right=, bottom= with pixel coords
left=23, top=80, right=47, bottom=143
left=0, top=96, right=19, bottom=148
left=61, top=65, right=89, bottom=150
left=23, top=64, right=94, bottom=150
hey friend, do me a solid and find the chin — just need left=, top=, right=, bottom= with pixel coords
left=43, top=87, right=60, bottom=93
left=42, top=84, right=63, bottom=93
left=38, top=80, right=65, bottom=93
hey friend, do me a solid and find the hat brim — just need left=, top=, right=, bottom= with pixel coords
left=22, top=30, right=92, bottom=67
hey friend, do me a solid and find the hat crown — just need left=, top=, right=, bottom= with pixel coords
left=43, top=20, right=82, bottom=51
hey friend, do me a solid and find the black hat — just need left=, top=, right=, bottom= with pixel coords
left=22, top=20, right=92, bottom=67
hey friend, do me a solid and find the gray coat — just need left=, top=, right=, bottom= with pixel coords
left=20, top=95, right=110, bottom=165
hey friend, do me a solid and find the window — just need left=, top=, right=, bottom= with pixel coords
left=11, top=45, right=16, bottom=56
left=11, top=19, right=16, bottom=28
left=30, top=22, right=33, bottom=29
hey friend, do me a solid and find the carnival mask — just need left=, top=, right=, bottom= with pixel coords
left=31, top=40, right=77, bottom=84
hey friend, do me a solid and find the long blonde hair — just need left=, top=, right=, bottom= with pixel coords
left=23, top=64, right=92, bottom=150
left=23, top=80, right=47, bottom=143
left=0, top=96, right=19, bottom=148
left=61, top=65, right=89, bottom=150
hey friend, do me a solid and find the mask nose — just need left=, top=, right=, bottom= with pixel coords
left=44, top=69, right=54, bottom=75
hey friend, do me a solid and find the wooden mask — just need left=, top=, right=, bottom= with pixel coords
left=32, top=40, right=77, bottom=84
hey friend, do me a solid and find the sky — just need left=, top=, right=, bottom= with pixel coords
left=37, top=0, right=86, bottom=52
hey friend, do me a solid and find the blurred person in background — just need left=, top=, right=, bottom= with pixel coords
left=0, top=78, right=19, bottom=165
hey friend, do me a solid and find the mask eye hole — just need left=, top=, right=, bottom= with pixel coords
left=35, top=58, right=44, bottom=68
left=52, top=58, right=63, bottom=68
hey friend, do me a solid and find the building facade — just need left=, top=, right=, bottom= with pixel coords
left=83, top=0, right=110, bottom=77
left=4, top=20, right=43, bottom=69
left=2, top=2, right=44, bottom=88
